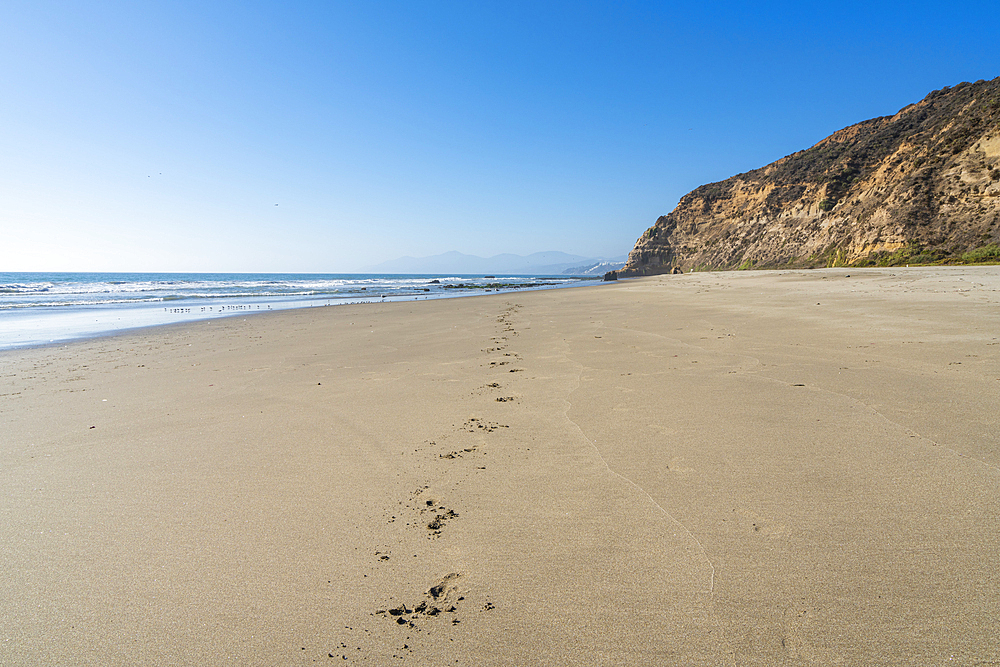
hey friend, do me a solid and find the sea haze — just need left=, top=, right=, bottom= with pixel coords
left=361, top=251, right=628, bottom=275
left=0, top=272, right=588, bottom=350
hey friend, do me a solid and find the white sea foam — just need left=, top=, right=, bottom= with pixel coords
left=0, top=272, right=587, bottom=350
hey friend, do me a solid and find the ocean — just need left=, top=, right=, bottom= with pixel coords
left=0, top=272, right=590, bottom=351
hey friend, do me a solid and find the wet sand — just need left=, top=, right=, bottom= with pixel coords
left=2, top=266, right=998, bottom=665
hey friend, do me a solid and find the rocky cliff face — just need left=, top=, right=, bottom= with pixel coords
left=622, top=77, right=1000, bottom=275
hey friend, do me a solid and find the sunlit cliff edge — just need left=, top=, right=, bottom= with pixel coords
left=621, top=77, right=1000, bottom=275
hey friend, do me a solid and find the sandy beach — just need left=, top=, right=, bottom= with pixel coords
left=2, top=266, right=998, bottom=665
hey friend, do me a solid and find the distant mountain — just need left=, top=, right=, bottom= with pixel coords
left=560, top=260, right=628, bottom=276
left=622, top=76, right=1000, bottom=275
left=363, top=251, right=627, bottom=275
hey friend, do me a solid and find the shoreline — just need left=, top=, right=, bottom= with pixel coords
left=3, top=266, right=998, bottom=664
left=0, top=274, right=595, bottom=353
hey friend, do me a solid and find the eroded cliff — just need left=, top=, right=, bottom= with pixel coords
left=622, top=77, right=1000, bottom=274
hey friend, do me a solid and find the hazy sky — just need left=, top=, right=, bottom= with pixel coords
left=2, top=1, right=998, bottom=272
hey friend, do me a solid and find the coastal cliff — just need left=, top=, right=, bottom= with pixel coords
left=622, top=77, right=1000, bottom=274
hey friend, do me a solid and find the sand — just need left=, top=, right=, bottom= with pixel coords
left=2, top=266, right=998, bottom=665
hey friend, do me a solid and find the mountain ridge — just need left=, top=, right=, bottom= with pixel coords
left=363, top=250, right=627, bottom=275
left=621, top=76, right=1000, bottom=275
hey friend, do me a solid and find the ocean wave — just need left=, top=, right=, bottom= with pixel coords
left=1, top=290, right=360, bottom=309
left=0, top=283, right=54, bottom=293
left=0, top=297, right=169, bottom=309
left=1, top=275, right=578, bottom=299
left=0, top=281, right=367, bottom=296
left=0, top=274, right=583, bottom=311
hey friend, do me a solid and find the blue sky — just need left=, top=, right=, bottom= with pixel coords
left=2, top=1, right=998, bottom=272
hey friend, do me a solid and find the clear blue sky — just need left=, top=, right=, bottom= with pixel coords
left=2, top=1, right=997, bottom=272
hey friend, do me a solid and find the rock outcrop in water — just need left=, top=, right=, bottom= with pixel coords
left=621, top=77, right=1000, bottom=274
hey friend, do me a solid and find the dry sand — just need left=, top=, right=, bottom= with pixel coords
left=2, top=266, right=998, bottom=665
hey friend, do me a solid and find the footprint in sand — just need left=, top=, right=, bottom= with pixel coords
left=376, top=573, right=466, bottom=629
